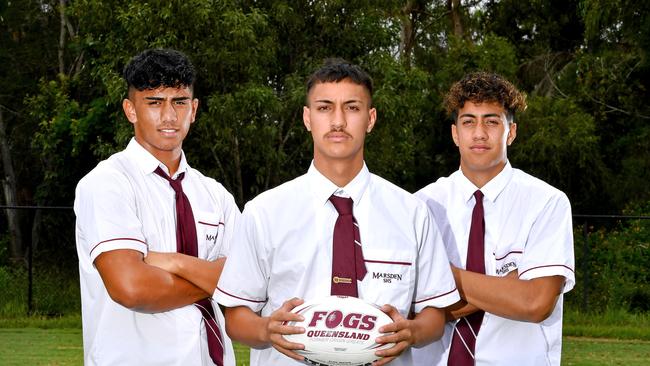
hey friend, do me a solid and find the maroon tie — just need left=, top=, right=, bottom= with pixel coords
left=448, top=190, right=485, bottom=366
left=329, top=195, right=367, bottom=297
left=154, top=167, right=224, bottom=366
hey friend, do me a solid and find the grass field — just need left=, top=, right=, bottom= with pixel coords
left=0, top=309, right=648, bottom=365
left=562, top=337, right=650, bottom=365
left=1, top=328, right=650, bottom=365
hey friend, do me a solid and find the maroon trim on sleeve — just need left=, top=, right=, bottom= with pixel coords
left=519, top=264, right=575, bottom=278
left=413, top=287, right=458, bottom=304
left=216, top=286, right=267, bottom=304
left=89, top=237, right=147, bottom=257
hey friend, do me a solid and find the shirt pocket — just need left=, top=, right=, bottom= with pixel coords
left=194, top=210, right=225, bottom=260
left=360, top=248, right=415, bottom=314
left=493, top=249, right=523, bottom=277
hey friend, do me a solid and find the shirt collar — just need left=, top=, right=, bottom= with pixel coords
left=456, top=161, right=513, bottom=204
left=125, top=137, right=189, bottom=179
left=307, top=161, right=371, bottom=207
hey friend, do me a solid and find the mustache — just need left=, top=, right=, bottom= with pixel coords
left=324, top=128, right=352, bottom=138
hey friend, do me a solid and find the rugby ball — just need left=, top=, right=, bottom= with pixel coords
left=284, top=295, right=395, bottom=366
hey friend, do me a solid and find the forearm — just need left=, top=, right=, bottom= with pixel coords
left=116, top=266, right=209, bottom=313
left=410, top=306, right=446, bottom=346
left=146, top=252, right=224, bottom=294
left=96, top=249, right=209, bottom=313
left=445, top=299, right=480, bottom=321
left=454, top=268, right=563, bottom=322
left=224, top=306, right=271, bottom=347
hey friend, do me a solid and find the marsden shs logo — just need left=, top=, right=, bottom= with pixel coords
left=372, top=271, right=403, bottom=283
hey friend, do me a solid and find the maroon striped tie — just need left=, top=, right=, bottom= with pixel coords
left=448, top=190, right=485, bottom=366
left=155, top=167, right=224, bottom=366
left=329, top=195, right=367, bottom=297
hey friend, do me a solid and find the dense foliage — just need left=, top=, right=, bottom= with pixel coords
left=0, top=0, right=649, bottom=314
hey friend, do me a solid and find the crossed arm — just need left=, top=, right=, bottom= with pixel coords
left=446, top=267, right=565, bottom=323
left=224, top=299, right=446, bottom=366
left=94, top=249, right=224, bottom=313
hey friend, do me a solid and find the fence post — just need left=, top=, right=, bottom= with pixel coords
left=27, top=225, right=33, bottom=315
left=581, top=220, right=589, bottom=312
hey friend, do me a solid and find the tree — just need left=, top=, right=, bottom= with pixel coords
left=0, top=0, right=62, bottom=262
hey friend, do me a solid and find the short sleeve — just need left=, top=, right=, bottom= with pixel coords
left=204, top=185, right=241, bottom=260
left=214, top=202, right=269, bottom=312
left=74, top=168, right=148, bottom=265
left=518, top=192, right=575, bottom=293
left=412, top=204, right=461, bottom=312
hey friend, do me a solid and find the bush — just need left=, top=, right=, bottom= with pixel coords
left=0, top=266, right=28, bottom=316
left=567, top=201, right=650, bottom=312
left=0, top=263, right=80, bottom=317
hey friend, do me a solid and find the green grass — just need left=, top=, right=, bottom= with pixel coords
left=564, top=308, right=650, bottom=340
left=0, top=326, right=251, bottom=366
left=0, top=328, right=82, bottom=366
left=1, top=328, right=650, bottom=365
left=0, top=308, right=648, bottom=365
left=0, top=314, right=81, bottom=329
left=563, top=337, right=650, bottom=365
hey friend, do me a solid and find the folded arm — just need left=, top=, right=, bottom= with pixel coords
left=445, top=269, right=518, bottom=321
left=452, top=266, right=564, bottom=323
left=94, top=249, right=209, bottom=313
left=145, top=251, right=224, bottom=294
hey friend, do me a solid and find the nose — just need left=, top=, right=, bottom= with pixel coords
left=161, top=101, right=178, bottom=124
left=331, top=105, right=347, bottom=131
left=473, top=120, right=488, bottom=140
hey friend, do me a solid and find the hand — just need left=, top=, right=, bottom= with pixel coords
left=144, top=251, right=178, bottom=273
left=266, top=298, right=306, bottom=361
left=372, top=304, right=414, bottom=366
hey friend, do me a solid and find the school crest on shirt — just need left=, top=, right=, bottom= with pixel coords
left=372, top=271, right=403, bottom=283
left=496, top=261, right=517, bottom=275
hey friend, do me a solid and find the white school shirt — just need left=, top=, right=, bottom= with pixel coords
left=215, top=162, right=460, bottom=366
left=75, top=138, right=239, bottom=366
left=413, top=162, right=575, bottom=366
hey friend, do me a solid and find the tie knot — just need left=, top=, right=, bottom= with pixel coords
left=329, top=195, right=353, bottom=215
left=154, top=166, right=185, bottom=194
left=474, top=190, right=484, bottom=201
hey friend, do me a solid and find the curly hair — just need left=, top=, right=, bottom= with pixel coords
left=306, top=58, right=373, bottom=102
left=123, top=49, right=195, bottom=94
left=444, top=71, right=527, bottom=122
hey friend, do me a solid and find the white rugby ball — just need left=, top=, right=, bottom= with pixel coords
left=284, top=295, right=395, bottom=366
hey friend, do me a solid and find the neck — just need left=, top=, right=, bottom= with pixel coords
left=460, top=162, right=506, bottom=189
left=133, top=137, right=183, bottom=176
left=154, top=150, right=182, bottom=177
left=313, top=157, right=364, bottom=188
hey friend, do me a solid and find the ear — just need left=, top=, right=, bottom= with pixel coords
left=507, top=122, right=517, bottom=146
left=451, top=123, right=459, bottom=147
left=366, top=108, right=377, bottom=133
left=122, top=99, right=137, bottom=124
left=190, top=98, right=199, bottom=124
left=303, top=106, right=312, bottom=132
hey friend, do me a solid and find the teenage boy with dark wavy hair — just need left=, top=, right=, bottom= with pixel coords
left=75, top=49, right=239, bottom=366
left=413, top=72, right=575, bottom=366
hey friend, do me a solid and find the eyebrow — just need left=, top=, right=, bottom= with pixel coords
left=144, top=96, right=192, bottom=101
left=459, top=113, right=502, bottom=118
left=313, top=99, right=363, bottom=104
